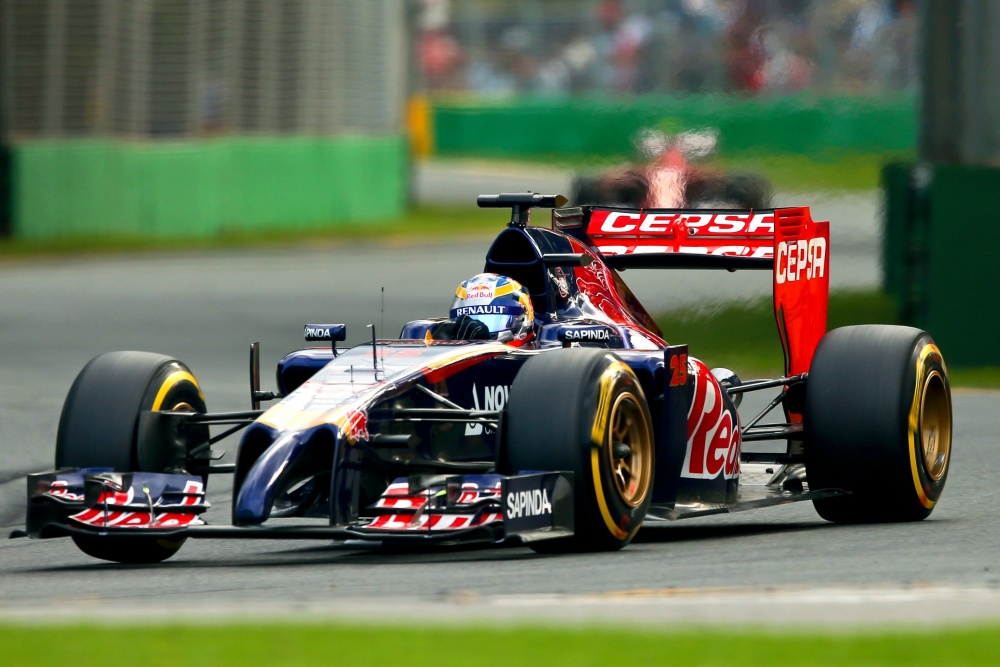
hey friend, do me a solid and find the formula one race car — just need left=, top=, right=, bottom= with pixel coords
left=17, top=193, right=953, bottom=563
left=571, top=128, right=773, bottom=210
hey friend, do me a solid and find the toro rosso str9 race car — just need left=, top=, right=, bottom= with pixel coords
left=16, top=193, right=953, bottom=563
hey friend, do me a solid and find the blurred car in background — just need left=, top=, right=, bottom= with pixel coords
left=571, top=128, right=773, bottom=210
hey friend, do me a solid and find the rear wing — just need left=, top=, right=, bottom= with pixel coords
left=558, top=206, right=776, bottom=270
left=553, top=205, right=830, bottom=375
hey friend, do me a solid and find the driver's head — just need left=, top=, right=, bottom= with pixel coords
left=450, top=273, right=534, bottom=346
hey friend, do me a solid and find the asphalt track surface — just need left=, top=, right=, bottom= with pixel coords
left=2, top=173, right=999, bottom=626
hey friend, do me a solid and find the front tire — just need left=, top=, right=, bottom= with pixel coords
left=70, top=535, right=188, bottom=565
left=804, top=325, right=952, bottom=523
left=56, top=351, right=208, bottom=563
left=506, top=348, right=654, bottom=552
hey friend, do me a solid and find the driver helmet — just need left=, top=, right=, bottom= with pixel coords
left=450, top=273, right=534, bottom=345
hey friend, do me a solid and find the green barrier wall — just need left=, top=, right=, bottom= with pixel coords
left=432, top=94, right=916, bottom=159
left=882, top=162, right=999, bottom=366
left=0, top=143, right=10, bottom=236
left=923, top=165, right=1000, bottom=366
left=881, top=162, right=914, bottom=307
left=12, top=135, right=408, bottom=240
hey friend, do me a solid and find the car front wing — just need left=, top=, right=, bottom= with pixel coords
left=20, top=469, right=575, bottom=547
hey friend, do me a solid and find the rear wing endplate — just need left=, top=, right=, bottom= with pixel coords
left=772, top=207, right=829, bottom=377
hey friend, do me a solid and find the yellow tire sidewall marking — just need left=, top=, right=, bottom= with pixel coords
left=589, top=359, right=641, bottom=541
left=907, top=343, right=941, bottom=509
left=152, top=370, right=202, bottom=411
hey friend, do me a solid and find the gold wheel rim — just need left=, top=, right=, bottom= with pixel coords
left=606, top=392, right=653, bottom=508
left=919, top=370, right=951, bottom=481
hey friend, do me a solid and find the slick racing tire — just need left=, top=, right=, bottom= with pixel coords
left=56, top=351, right=209, bottom=563
left=687, top=172, right=773, bottom=209
left=68, top=534, right=189, bottom=566
left=718, top=172, right=773, bottom=209
left=506, top=348, right=654, bottom=552
left=804, top=325, right=952, bottom=523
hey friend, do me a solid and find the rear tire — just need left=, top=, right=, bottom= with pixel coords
left=687, top=172, right=773, bottom=209
left=804, top=325, right=952, bottom=523
left=506, top=348, right=654, bottom=552
left=56, top=351, right=208, bottom=563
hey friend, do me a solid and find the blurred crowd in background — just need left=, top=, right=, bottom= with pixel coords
left=1, top=0, right=919, bottom=141
left=417, top=0, right=918, bottom=97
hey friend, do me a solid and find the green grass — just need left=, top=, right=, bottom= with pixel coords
left=716, top=151, right=907, bottom=193
left=0, top=204, right=507, bottom=261
left=655, top=289, right=1000, bottom=388
left=948, top=366, right=1000, bottom=390
left=1, top=623, right=999, bottom=666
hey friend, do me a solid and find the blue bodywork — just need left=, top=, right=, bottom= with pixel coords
left=227, top=221, right=729, bottom=530
left=24, top=214, right=740, bottom=547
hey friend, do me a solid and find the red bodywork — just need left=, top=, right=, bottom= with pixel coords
left=576, top=205, right=830, bottom=377
left=772, top=207, right=829, bottom=377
